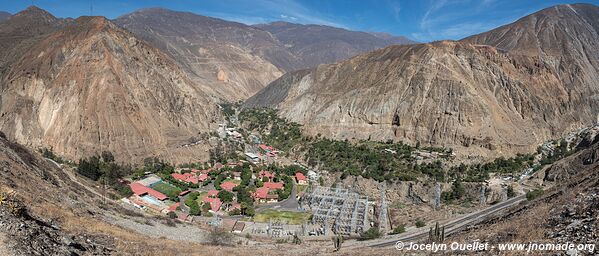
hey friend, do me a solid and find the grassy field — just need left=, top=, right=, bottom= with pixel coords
left=223, top=178, right=241, bottom=184
left=254, top=209, right=312, bottom=225
left=297, top=184, right=308, bottom=194
left=150, top=181, right=182, bottom=197
left=195, top=191, right=208, bottom=204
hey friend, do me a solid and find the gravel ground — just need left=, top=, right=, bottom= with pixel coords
left=106, top=215, right=208, bottom=243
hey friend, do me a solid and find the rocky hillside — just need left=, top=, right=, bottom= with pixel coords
left=254, top=21, right=416, bottom=69
left=0, top=132, right=115, bottom=255
left=245, top=4, right=599, bottom=158
left=115, top=8, right=290, bottom=100
left=0, top=7, right=219, bottom=163
left=451, top=129, right=599, bottom=253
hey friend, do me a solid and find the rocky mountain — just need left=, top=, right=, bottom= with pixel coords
left=115, top=9, right=415, bottom=100
left=0, top=7, right=219, bottom=164
left=245, top=4, right=599, bottom=158
left=115, top=8, right=291, bottom=101
left=0, top=11, right=10, bottom=21
left=254, top=21, right=416, bottom=69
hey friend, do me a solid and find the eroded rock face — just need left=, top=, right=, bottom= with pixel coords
left=115, top=8, right=286, bottom=101
left=0, top=11, right=219, bottom=163
left=246, top=4, right=599, bottom=158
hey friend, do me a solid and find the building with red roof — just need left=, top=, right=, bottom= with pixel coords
left=171, top=173, right=199, bottom=184
left=295, top=172, right=307, bottom=185
left=263, top=182, right=284, bottom=190
left=198, top=173, right=209, bottom=182
left=253, top=187, right=278, bottom=203
left=129, top=182, right=168, bottom=200
left=220, top=181, right=238, bottom=191
left=259, top=144, right=274, bottom=152
left=207, top=189, right=219, bottom=197
left=167, top=202, right=180, bottom=212
left=202, top=196, right=222, bottom=213
left=258, top=170, right=274, bottom=181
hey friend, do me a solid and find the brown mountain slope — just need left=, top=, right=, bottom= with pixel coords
left=115, top=8, right=288, bottom=100
left=254, top=21, right=417, bottom=70
left=245, top=4, right=599, bottom=158
left=0, top=10, right=219, bottom=163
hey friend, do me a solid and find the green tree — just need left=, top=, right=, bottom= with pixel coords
left=218, top=190, right=234, bottom=203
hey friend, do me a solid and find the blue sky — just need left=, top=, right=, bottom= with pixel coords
left=2, top=0, right=598, bottom=42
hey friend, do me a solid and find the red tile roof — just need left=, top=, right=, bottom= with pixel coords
left=295, top=172, right=306, bottom=181
left=259, top=144, right=274, bottom=151
left=220, top=181, right=238, bottom=191
left=263, top=182, right=284, bottom=190
left=198, top=173, right=209, bottom=181
left=202, top=197, right=222, bottom=212
left=258, top=170, right=274, bottom=179
left=168, top=202, right=180, bottom=212
left=254, top=187, right=270, bottom=199
left=171, top=173, right=199, bottom=184
left=207, top=189, right=219, bottom=197
left=129, top=182, right=168, bottom=200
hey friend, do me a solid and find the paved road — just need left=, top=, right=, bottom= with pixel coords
left=346, top=195, right=526, bottom=248
left=256, top=182, right=302, bottom=212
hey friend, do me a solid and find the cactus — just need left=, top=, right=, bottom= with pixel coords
left=332, top=234, right=344, bottom=251
left=428, top=222, right=445, bottom=242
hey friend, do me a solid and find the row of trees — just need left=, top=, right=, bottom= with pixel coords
left=76, top=151, right=134, bottom=197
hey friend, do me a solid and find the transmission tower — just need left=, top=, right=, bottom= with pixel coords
left=378, top=183, right=389, bottom=233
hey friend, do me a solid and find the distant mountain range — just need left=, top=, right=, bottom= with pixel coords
left=0, top=6, right=414, bottom=163
left=246, top=3, right=599, bottom=159
left=2, top=4, right=598, bottom=163
left=254, top=21, right=416, bottom=69
left=115, top=8, right=415, bottom=100
left=0, top=11, right=10, bottom=21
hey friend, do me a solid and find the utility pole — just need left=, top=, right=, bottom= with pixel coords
left=90, top=0, right=93, bottom=16
left=378, top=183, right=388, bottom=234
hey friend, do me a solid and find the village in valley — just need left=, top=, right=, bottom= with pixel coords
left=90, top=104, right=598, bottom=244
left=117, top=106, right=335, bottom=239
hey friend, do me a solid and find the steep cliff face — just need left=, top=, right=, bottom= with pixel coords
left=0, top=11, right=219, bottom=163
left=115, top=8, right=289, bottom=101
left=246, top=4, right=599, bottom=158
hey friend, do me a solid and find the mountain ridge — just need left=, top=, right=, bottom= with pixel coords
left=0, top=8, right=219, bottom=164
left=245, top=3, right=599, bottom=159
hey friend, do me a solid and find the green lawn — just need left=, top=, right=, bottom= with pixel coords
left=150, top=181, right=182, bottom=198
left=297, top=184, right=308, bottom=194
left=254, top=209, right=312, bottom=225
left=223, top=178, right=241, bottom=184
left=195, top=191, right=208, bottom=204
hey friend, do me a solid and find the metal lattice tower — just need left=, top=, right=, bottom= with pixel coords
left=378, top=183, right=389, bottom=233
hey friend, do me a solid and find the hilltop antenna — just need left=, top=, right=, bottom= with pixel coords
left=90, top=0, right=93, bottom=16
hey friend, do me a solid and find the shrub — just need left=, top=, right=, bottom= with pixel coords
left=506, top=185, right=516, bottom=198
left=391, top=224, right=406, bottom=235
left=415, top=220, right=426, bottom=228
left=526, top=188, right=544, bottom=201
left=359, top=227, right=381, bottom=240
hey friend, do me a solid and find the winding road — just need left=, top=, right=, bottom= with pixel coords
left=346, top=195, right=526, bottom=248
